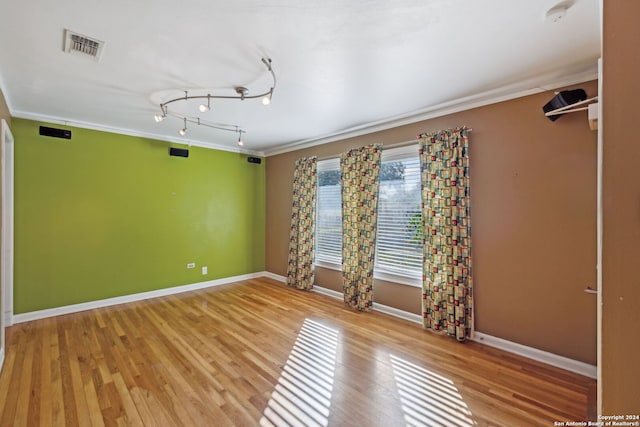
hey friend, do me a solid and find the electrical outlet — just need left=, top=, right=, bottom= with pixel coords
left=202, top=266, right=208, bottom=275
left=187, top=263, right=195, bottom=269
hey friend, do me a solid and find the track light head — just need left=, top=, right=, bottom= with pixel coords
left=237, top=132, right=244, bottom=146
left=154, top=113, right=165, bottom=123
left=262, top=88, right=273, bottom=105
left=199, top=95, right=211, bottom=113
left=178, top=118, right=187, bottom=136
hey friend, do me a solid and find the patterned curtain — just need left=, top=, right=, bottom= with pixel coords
left=419, top=127, right=472, bottom=341
left=340, top=144, right=382, bottom=311
left=286, top=156, right=317, bottom=290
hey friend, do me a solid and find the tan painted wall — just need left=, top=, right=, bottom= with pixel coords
left=0, top=88, right=10, bottom=126
left=601, top=2, right=640, bottom=414
left=267, top=81, right=598, bottom=364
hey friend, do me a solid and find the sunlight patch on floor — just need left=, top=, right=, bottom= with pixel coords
left=260, top=319, right=339, bottom=427
left=390, top=354, right=476, bottom=427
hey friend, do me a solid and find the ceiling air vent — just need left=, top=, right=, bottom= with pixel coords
left=63, top=29, right=105, bottom=62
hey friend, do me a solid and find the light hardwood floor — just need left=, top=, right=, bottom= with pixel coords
left=0, top=277, right=594, bottom=426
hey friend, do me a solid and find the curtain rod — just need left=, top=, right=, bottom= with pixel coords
left=315, top=128, right=472, bottom=162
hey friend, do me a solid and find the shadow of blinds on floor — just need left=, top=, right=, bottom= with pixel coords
left=260, top=318, right=339, bottom=427
left=390, top=354, right=476, bottom=426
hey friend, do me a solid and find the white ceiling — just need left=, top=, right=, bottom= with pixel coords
left=0, top=0, right=600, bottom=155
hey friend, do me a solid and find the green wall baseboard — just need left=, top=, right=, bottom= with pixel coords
left=11, top=272, right=269, bottom=324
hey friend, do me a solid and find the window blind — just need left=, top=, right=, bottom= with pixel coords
left=375, top=145, right=422, bottom=278
left=316, top=158, right=341, bottom=264
left=315, top=145, right=423, bottom=284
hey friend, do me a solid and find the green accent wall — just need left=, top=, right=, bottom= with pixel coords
left=13, top=118, right=265, bottom=313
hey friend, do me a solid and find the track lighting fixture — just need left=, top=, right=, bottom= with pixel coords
left=153, top=58, right=276, bottom=146
left=178, top=117, right=187, bottom=136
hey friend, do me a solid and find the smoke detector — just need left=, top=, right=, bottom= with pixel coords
left=546, top=6, right=567, bottom=22
left=63, top=29, right=105, bottom=62
left=545, top=1, right=574, bottom=23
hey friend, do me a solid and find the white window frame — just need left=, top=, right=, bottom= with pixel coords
left=314, top=145, right=423, bottom=287
left=315, top=157, right=342, bottom=267
left=374, top=145, right=422, bottom=287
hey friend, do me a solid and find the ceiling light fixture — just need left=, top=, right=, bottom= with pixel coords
left=154, top=58, right=276, bottom=146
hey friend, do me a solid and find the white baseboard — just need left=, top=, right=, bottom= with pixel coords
left=311, top=284, right=341, bottom=299
left=471, top=332, right=597, bottom=379
left=11, top=270, right=598, bottom=380
left=311, top=285, right=340, bottom=298
left=311, top=284, right=423, bottom=324
left=374, top=302, right=422, bottom=324
left=302, top=277, right=596, bottom=379
left=264, top=271, right=422, bottom=324
left=0, top=347, right=5, bottom=375
left=262, top=271, right=287, bottom=283
left=12, top=272, right=265, bottom=324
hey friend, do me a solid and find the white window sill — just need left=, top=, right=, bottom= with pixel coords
left=314, top=261, right=421, bottom=288
left=375, top=270, right=421, bottom=287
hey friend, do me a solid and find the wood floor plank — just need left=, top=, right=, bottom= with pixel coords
left=110, top=372, right=146, bottom=427
left=0, top=277, right=595, bottom=426
left=65, top=326, right=94, bottom=427
left=1, top=327, right=31, bottom=426
left=49, top=319, right=66, bottom=427
left=39, top=319, right=53, bottom=427
left=14, top=325, right=35, bottom=426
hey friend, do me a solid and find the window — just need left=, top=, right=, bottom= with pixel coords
left=316, top=158, right=341, bottom=265
left=315, top=145, right=422, bottom=285
left=375, top=145, right=422, bottom=281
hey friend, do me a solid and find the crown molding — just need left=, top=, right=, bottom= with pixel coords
left=10, top=110, right=266, bottom=156
left=4, top=61, right=597, bottom=158
left=264, top=63, right=598, bottom=157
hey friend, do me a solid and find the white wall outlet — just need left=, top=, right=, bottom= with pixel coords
left=187, top=263, right=195, bottom=269
left=202, top=266, right=208, bottom=275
